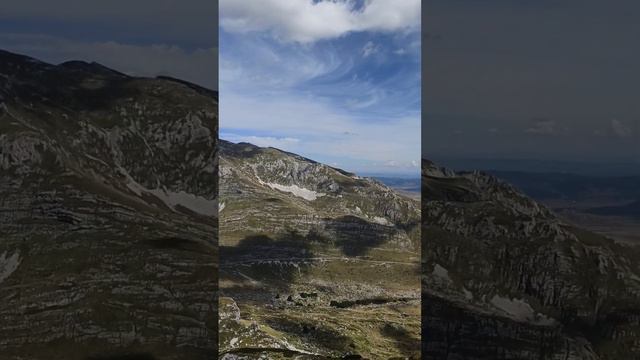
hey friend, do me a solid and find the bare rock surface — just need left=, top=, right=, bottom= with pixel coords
left=0, top=49, right=218, bottom=360
left=422, top=159, right=640, bottom=359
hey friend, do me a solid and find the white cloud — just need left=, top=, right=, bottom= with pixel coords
left=219, top=35, right=337, bottom=91
left=611, top=118, right=633, bottom=138
left=345, top=89, right=384, bottom=109
left=0, top=33, right=217, bottom=89
left=221, top=134, right=300, bottom=148
left=219, top=0, right=420, bottom=175
left=382, top=160, right=418, bottom=168
left=220, top=89, right=420, bottom=167
left=361, top=41, right=379, bottom=57
left=220, top=0, right=420, bottom=43
left=525, top=118, right=557, bottom=135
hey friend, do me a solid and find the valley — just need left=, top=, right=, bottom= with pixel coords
left=219, top=141, right=421, bottom=359
left=490, top=171, right=640, bottom=245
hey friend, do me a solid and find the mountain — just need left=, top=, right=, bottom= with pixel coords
left=485, top=171, right=640, bottom=244
left=432, top=158, right=640, bottom=177
left=422, top=159, right=640, bottom=359
left=373, top=176, right=421, bottom=201
left=0, top=49, right=217, bottom=359
left=219, top=140, right=421, bottom=358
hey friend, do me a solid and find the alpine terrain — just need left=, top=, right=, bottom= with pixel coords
left=422, top=159, right=640, bottom=359
left=0, top=50, right=218, bottom=359
left=219, top=140, right=421, bottom=359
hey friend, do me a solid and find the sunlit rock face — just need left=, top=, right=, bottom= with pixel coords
left=422, top=159, right=640, bottom=359
left=218, top=140, right=421, bottom=358
left=0, top=49, right=218, bottom=360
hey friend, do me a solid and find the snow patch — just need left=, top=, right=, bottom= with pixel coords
left=0, top=251, right=21, bottom=284
left=432, top=264, right=451, bottom=282
left=490, top=295, right=555, bottom=325
left=147, top=188, right=217, bottom=217
left=121, top=167, right=216, bottom=216
left=462, top=287, right=473, bottom=300
left=490, top=295, right=535, bottom=321
left=372, top=216, right=391, bottom=226
left=256, top=176, right=324, bottom=201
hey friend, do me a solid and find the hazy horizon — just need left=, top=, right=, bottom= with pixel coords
left=426, top=155, right=640, bottom=177
left=423, top=0, right=640, bottom=167
left=0, top=0, right=218, bottom=90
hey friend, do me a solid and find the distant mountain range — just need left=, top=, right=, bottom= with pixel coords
left=432, top=157, right=640, bottom=177
left=0, top=49, right=217, bottom=359
left=373, top=176, right=421, bottom=193
left=488, top=171, right=640, bottom=202
left=422, top=158, right=640, bottom=359
left=219, top=140, right=421, bottom=358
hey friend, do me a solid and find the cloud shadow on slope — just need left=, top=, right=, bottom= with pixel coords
left=326, top=215, right=419, bottom=257
left=219, top=230, right=316, bottom=294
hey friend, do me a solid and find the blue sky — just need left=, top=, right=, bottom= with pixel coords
left=220, top=0, right=421, bottom=177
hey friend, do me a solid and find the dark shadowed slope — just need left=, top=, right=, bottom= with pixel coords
left=0, top=49, right=218, bottom=359
left=422, top=159, right=640, bottom=360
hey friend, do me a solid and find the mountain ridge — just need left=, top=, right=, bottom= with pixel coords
left=0, top=49, right=218, bottom=359
left=219, top=140, right=421, bottom=358
left=422, top=158, right=640, bottom=359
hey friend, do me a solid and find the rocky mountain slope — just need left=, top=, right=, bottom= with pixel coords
left=219, top=140, right=421, bottom=359
left=422, top=159, right=640, bottom=359
left=0, top=49, right=218, bottom=359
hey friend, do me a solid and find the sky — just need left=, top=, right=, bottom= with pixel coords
left=0, top=0, right=218, bottom=89
left=219, top=0, right=421, bottom=177
left=423, top=0, right=640, bottom=169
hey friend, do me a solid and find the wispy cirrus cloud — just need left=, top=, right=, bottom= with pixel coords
left=525, top=118, right=557, bottom=135
left=220, top=0, right=419, bottom=44
left=611, top=118, right=633, bottom=138
left=220, top=0, right=421, bottom=176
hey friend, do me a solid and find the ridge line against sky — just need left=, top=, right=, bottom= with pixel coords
left=219, top=0, right=422, bottom=177
left=0, top=0, right=218, bottom=90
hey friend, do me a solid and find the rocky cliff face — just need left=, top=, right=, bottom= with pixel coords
left=220, top=141, right=419, bottom=249
left=219, top=140, right=421, bottom=358
left=0, top=50, right=218, bottom=359
left=422, top=159, right=640, bottom=359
